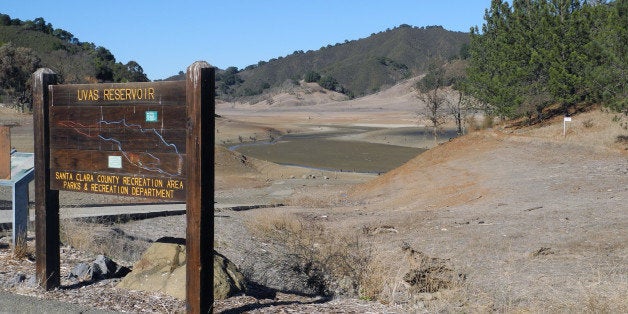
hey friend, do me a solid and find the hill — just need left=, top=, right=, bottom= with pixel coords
left=207, top=24, right=468, bottom=100
left=238, top=25, right=467, bottom=98
left=0, top=14, right=148, bottom=106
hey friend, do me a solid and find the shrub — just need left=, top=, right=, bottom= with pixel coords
left=304, top=70, right=321, bottom=83
left=247, top=212, right=372, bottom=296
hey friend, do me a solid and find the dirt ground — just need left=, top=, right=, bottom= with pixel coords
left=0, top=77, right=626, bottom=312
left=211, top=83, right=627, bottom=312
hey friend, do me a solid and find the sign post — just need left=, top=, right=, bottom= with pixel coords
left=0, top=126, right=9, bottom=180
left=33, top=62, right=214, bottom=312
left=33, top=68, right=60, bottom=290
left=563, top=116, right=572, bottom=137
left=185, top=61, right=214, bottom=313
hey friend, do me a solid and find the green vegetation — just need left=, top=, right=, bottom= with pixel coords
left=0, top=13, right=148, bottom=107
left=463, top=0, right=627, bottom=122
left=0, top=43, right=40, bottom=106
left=218, top=25, right=468, bottom=99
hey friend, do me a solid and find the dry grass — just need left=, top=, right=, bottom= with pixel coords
left=359, top=243, right=467, bottom=309
left=246, top=210, right=470, bottom=308
left=59, top=218, right=149, bottom=263
left=11, top=233, right=32, bottom=260
left=246, top=210, right=372, bottom=296
left=60, top=218, right=98, bottom=252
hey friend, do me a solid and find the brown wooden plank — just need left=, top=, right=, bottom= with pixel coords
left=33, top=68, right=60, bottom=290
left=50, top=105, right=187, bottom=130
left=51, top=149, right=186, bottom=178
left=51, top=81, right=185, bottom=106
left=49, top=170, right=186, bottom=201
left=50, top=127, right=186, bottom=153
left=0, top=126, right=9, bottom=180
left=185, top=62, right=214, bottom=313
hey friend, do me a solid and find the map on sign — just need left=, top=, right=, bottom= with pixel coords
left=48, top=81, right=188, bottom=200
left=56, top=118, right=183, bottom=176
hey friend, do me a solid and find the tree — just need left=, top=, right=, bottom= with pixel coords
left=0, top=14, right=10, bottom=26
left=465, top=0, right=627, bottom=121
left=0, top=43, right=40, bottom=108
left=304, top=70, right=321, bottom=83
left=417, top=61, right=448, bottom=141
left=318, top=75, right=339, bottom=91
left=95, top=46, right=115, bottom=62
left=113, top=61, right=149, bottom=82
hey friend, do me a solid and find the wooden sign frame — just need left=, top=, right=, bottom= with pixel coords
left=33, top=62, right=214, bottom=313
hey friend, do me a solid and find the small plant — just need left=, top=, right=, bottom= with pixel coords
left=482, top=115, right=494, bottom=129
left=465, top=115, right=481, bottom=131
left=60, top=218, right=98, bottom=251
left=11, top=233, right=32, bottom=260
left=582, top=119, right=594, bottom=128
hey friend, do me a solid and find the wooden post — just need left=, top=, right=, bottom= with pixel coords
left=185, top=62, right=214, bottom=313
left=0, top=126, right=9, bottom=180
left=32, top=68, right=60, bottom=290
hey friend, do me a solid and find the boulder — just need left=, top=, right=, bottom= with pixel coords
left=214, top=251, right=247, bottom=300
left=68, top=255, right=130, bottom=282
left=117, top=240, right=246, bottom=300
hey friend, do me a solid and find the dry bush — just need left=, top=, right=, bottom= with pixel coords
left=465, top=115, right=493, bottom=132
left=59, top=218, right=148, bottom=263
left=582, top=118, right=594, bottom=128
left=482, top=115, right=495, bottom=129
left=60, top=218, right=97, bottom=252
left=11, top=233, right=32, bottom=260
left=247, top=211, right=372, bottom=296
left=360, top=243, right=467, bottom=310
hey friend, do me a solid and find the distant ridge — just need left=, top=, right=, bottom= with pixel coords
left=164, top=25, right=469, bottom=100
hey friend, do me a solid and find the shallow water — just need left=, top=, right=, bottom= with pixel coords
left=231, top=126, right=433, bottom=173
left=236, top=138, right=424, bottom=173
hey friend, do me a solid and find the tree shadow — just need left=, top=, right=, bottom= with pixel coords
left=218, top=281, right=332, bottom=314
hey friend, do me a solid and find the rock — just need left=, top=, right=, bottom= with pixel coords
left=68, top=263, right=91, bottom=281
left=92, top=255, right=117, bottom=280
left=117, top=241, right=246, bottom=300
left=214, top=251, right=247, bottom=300
left=68, top=256, right=129, bottom=282
left=9, top=273, right=26, bottom=286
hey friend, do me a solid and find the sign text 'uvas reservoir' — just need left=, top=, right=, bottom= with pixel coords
left=76, top=87, right=156, bottom=102
left=54, top=171, right=184, bottom=199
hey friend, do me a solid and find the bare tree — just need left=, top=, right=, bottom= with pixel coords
left=448, top=90, right=478, bottom=135
left=417, top=61, right=448, bottom=142
left=418, top=88, right=447, bottom=141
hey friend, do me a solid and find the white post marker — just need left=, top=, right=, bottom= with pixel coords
left=563, top=116, right=572, bottom=137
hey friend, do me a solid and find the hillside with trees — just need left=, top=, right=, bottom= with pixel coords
left=0, top=14, right=148, bottom=109
left=207, top=25, right=469, bottom=100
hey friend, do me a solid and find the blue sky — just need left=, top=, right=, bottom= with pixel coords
left=2, top=1, right=490, bottom=80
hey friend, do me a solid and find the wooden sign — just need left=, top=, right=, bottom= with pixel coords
left=0, top=126, right=9, bottom=179
left=49, top=81, right=187, bottom=200
left=34, top=63, right=215, bottom=313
